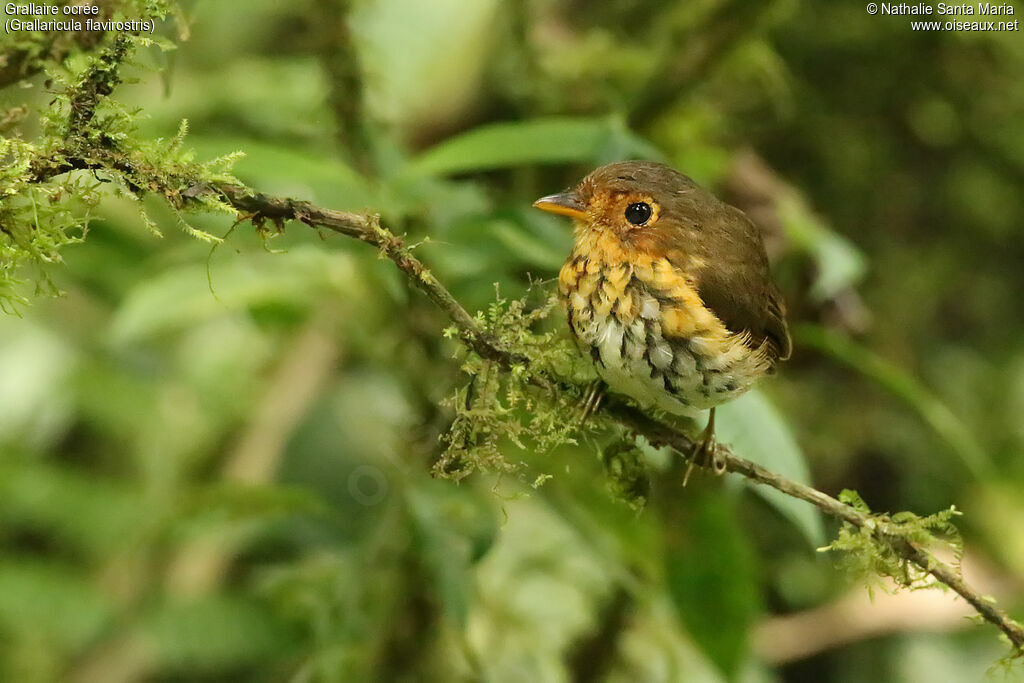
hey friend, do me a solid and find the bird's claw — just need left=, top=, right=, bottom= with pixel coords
left=682, top=409, right=726, bottom=486
left=578, top=380, right=605, bottom=426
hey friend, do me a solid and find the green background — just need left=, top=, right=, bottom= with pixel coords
left=1, top=0, right=1023, bottom=680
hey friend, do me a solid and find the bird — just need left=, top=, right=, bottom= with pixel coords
left=533, top=160, right=791, bottom=472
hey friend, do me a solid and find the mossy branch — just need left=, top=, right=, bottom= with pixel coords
left=14, top=31, right=1024, bottom=658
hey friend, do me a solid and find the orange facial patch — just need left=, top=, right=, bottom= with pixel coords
left=585, top=190, right=661, bottom=232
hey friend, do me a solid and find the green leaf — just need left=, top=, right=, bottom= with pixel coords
left=0, top=461, right=145, bottom=557
left=403, top=116, right=663, bottom=177
left=110, top=247, right=362, bottom=343
left=0, top=558, right=113, bottom=651
left=664, top=489, right=759, bottom=679
left=795, top=324, right=993, bottom=479
left=489, top=219, right=567, bottom=271
left=0, top=320, right=75, bottom=444
left=777, top=196, right=867, bottom=302
left=350, top=0, right=502, bottom=137
left=187, top=136, right=377, bottom=210
left=715, top=390, right=825, bottom=547
left=145, top=594, right=296, bottom=671
left=405, top=480, right=498, bottom=627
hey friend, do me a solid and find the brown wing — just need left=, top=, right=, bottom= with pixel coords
left=670, top=199, right=791, bottom=362
left=696, top=265, right=792, bottom=362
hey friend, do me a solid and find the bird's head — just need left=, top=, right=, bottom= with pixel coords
left=533, top=161, right=704, bottom=244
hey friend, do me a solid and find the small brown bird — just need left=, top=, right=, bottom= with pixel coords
left=533, top=161, right=791, bottom=468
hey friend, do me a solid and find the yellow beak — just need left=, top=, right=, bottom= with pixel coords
left=533, top=192, right=587, bottom=220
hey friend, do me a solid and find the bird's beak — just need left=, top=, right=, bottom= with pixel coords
left=533, top=191, right=587, bottom=220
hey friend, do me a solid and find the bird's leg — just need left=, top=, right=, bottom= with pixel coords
left=578, top=380, right=605, bottom=425
left=682, top=408, right=726, bottom=485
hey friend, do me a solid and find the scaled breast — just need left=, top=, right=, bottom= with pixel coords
left=558, top=248, right=773, bottom=415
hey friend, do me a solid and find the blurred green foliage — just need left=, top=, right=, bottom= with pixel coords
left=1, top=0, right=1023, bottom=681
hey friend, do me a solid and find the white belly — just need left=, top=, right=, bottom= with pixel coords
left=585, top=315, right=704, bottom=417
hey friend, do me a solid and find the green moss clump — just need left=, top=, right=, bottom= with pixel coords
left=820, top=489, right=964, bottom=594
left=434, top=290, right=598, bottom=481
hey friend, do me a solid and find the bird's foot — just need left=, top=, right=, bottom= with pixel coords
left=682, top=408, right=726, bottom=486
left=577, top=380, right=605, bottom=426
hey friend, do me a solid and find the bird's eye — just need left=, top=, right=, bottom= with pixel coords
left=624, top=202, right=652, bottom=226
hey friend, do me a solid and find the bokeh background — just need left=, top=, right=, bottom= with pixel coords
left=2, top=0, right=1024, bottom=681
